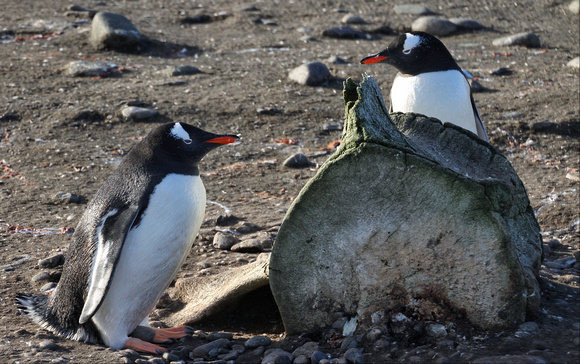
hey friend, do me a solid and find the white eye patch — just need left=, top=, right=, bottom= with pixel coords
left=403, top=33, right=422, bottom=54
left=170, top=123, right=191, bottom=141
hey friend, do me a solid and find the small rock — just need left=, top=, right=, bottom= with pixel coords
left=324, top=122, right=343, bottom=131
left=291, top=341, right=320, bottom=358
left=519, top=321, right=539, bottom=332
left=548, top=239, right=563, bottom=250
left=230, top=238, right=270, bottom=252
left=344, top=348, right=365, bottom=364
left=31, top=271, right=52, bottom=283
left=544, top=261, right=564, bottom=270
left=341, top=14, right=367, bottom=24
left=569, top=0, right=579, bottom=14
left=293, top=354, right=309, bottom=364
left=162, top=352, right=180, bottom=362
left=288, top=62, right=331, bottom=86
left=448, top=18, right=483, bottom=30
left=257, top=107, right=283, bottom=115
left=468, top=79, right=485, bottom=93
left=472, top=355, right=547, bottom=364
left=161, top=65, right=202, bottom=77
left=300, top=35, right=318, bottom=42
left=502, top=112, right=524, bottom=119
left=492, top=32, right=541, bottom=48
left=437, top=339, right=456, bottom=350
left=219, top=350, right=239, bottom=360
left=365, top=328, right=382, bottom=342
left=38, top=340, right=58, bottom=350
left=53, top=192, right=83, bottom=204
left=393, top=4, right=434, bottom=15
left=340, top=337, right=358, bottom=351
left=311, top=351, right=329, bottom=364
left=327, top=55, right=348, bottom=64
left=206, top=332, right=234, bottom=341
left=64, top=60, right=118, bottom=77
left=244, top=335, right=272, bottom=349
left=41, top=282, right=56, bottom=292
left=180, top=14, right=212, bottom=24
left=321, top=26, right=368, bottom=39
left=90, top=12, right=144, bottom=50
left=212, top=232, right=240, bottom=250
left=121, top=106, right=157, bottom=120
left=567, top=57, right=580, bottom=68
left=191, top=338, right=230, bottom=358
left=38, top=254, right=65, bottom=268
left=332, top=317, right=348, bottom=330
left=283, top=153, right=313, bottom=168
left=426, top=324, right=448, bottom=337
left=491, top=67, right=515, bottom=76
left=261, top=349, right=293, bottom=364
left=411, top=17, right=457, bottom=36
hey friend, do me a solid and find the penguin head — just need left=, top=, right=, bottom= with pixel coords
left=360, top=31, right=460, bottom=76
left=146, top=122, right=239, bottom=166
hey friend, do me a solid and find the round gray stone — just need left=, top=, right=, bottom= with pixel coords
left=288, top=62, right=330, bottom=86
left=492, top=32, right=541, bottom=48
left=412, top=17, right=457, bottom=36
left=244, top=335, right=272, bottom=349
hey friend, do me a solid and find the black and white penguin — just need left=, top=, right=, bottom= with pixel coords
left=360, top=31, right=489, bottom=141
left=16, top=122, right=238, bottom=354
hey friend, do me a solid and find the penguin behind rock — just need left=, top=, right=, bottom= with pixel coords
left=360, top=31, right=489, bottom=142
left=16, top=122, right=239, bottom=354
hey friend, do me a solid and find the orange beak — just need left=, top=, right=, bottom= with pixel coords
left=360, top=54, right=388, bottom=64
left=205, top=135, right=239, bottom=144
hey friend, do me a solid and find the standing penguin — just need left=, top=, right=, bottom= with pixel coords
left=16, top=122, right=238, bottom=354
left=360, top=31, right=489, bottom=141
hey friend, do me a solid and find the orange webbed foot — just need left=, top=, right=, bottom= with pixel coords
left=123, top=337, right=167, bottom=354
left=151, top=325, right=194, bottom=343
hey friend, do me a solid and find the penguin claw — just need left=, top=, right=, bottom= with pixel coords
left=151, top=325, right=192, bottom=343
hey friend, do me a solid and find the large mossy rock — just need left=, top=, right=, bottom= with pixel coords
left=269, top=74, right=542, bottom=335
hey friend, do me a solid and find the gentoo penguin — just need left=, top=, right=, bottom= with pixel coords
left=360, top=31, right=489, bottom=141
left=16, top=122, right=238, bottom=354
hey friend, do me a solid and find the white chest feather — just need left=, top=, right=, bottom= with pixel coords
left=92, top=174, right=205, bottom=348
left=390, top=70, right=478, bottom=135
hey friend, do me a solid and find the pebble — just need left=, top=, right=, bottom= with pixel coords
left=293, top=354, right=309, bottom=364
left=235, top=222, right=261, bottom=234
left=64, top=60, right=118, bottom=77
left=341, top=14, right=367, bottom=24
left=547, top=239, right=562, bottom=250
left=161, top=65, right=202, bottom=77
left=544, top=261, right=564, bottom=270
left=492, top=32, right=541, bottom=48
left=38, top=340, right=58, bottom=350
left=448, top=18, right=483, bottom=30
left=324, top=122, right=343, bottom=131
left=412, top=17, right=457, bottom=36
left=53, top=192, right=83, bottom=204
left=426, top=324, right=448, bottom=337
left=230, top=238, right=268, bottom=253
left=244, top=335, right=272, bottom=349
left=162, top=352, right=180, bottom=362
left=261, top=349, right=293, bottom=364
left=206, top=332, right=234, bottom=341
left=283, top=153, right=313, bottom=168
left=40, top=282, right=57, bottom=292
left=292, top=341, right=320, bottom=358
left=300, top=35, right=317, bottom=42
left=469, top=79, right=485, bottom=93
left=519, top=321, right=539, bottom=332
left=472, top=355, right=547, bottom=364
left=212, top=232, right=240, bottom=250
left=344, top=348, right=365, bottom=363
left=288, top=62, right=330, bottom=86
left=393, top=4, right=434, bottom=15
left=569, top=0, right=580, bottom=14
left=491, top=67, right=515, bottom=76
left=38, top=254, right=65, bottom=268
left=365, top=328, right=382, bottom=342
left=31, top=271, right=52, bottom=283
left=121, top=106, right=157, bottom=120
left=340, top=337, right=358, bottom=351
left=321, top=26, right=368, bottom=39
left=327, top=55, right=348, bottom=64
left=90, top=11, right=143, bottom=50
left=502, top=112, right=524, bottom=119
left=191, top=338, right=230, bottom=358
left=567, top=57, right=580, bottom=68
left=311, top=351, right=329, bottom=364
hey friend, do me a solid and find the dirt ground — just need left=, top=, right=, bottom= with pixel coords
left=0, top=0, right=578, bottom=363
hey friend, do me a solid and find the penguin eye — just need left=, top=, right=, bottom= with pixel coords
left=403, top=49, right=411, bottom=54
left=183, top=139, right=192, bottom=144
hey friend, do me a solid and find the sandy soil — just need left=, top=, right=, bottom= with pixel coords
left=0, top=0, right=578, bottom=363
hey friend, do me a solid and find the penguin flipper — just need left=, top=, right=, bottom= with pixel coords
left=470, top=93, right=490, bottom=142
left=79, top=204, right=141, bottom=324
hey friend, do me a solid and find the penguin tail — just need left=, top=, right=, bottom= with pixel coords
left=15, top=293, right=99, bottom=344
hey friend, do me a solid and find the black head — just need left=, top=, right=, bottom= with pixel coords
left=139, top=122, right=239, bottom=169
left=360, top=31, right=461, bottom=76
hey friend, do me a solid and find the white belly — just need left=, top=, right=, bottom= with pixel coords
left=92, top=174, right=206, bottom=349
left=390, top=70, right=478, bottom=135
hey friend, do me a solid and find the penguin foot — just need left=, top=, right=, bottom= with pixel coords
left=151, top=325, right=194, bottom=343
left=123, top=337, right=167, bottom=354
